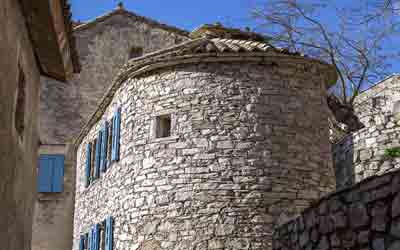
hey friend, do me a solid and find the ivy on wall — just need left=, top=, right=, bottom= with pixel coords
left=384, top=147, right=400, bottom=157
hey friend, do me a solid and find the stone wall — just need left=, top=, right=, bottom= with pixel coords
left=0, top=1, right=41, bottom=249
left=333, top=75, right=400, bottom=189
left=33, top=11, right=188, bottom=250
left=73, top=61, right=335, bottom=250
left=273, top=168, right=400, bottom=250
left=31, top=144, right=77, bottom=250
left=40, top=12, right=189, bottom=144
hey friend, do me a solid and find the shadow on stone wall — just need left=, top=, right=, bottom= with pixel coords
left=273, top=168, right=400, bottom=250
left=333, top=134, right=356, bottom=190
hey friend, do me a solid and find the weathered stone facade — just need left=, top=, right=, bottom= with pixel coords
left=0, top=3, right=41, bottom=249
left=333, top=75, right=400, bottom=189
left=40, top=8, right=189, bottom=144
left=73, top=37, right=337, bottom=250
left=0, top=1, right=76, bottom=250
left=273, top=168, right=400, bottom=250
left=33, top=6, right=189, bottom=250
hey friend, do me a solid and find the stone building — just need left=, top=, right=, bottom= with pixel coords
left=32, top=4, right=189, bottom=250
left=333, top=75, right=400, bottom=189
left=71, top=25, right=338, bottom=250
left=0, top=1, right=79, bottom=250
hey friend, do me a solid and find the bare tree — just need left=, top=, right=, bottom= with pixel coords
left=251, top=0, right=400, bottom=131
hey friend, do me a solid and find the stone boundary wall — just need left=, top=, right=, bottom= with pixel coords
left=333, top=75, right=400, bottom=189
left=273, top=168, right=400, bottom=250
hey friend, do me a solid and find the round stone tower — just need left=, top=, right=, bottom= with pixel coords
left=73, top=26, right=337, bottom=250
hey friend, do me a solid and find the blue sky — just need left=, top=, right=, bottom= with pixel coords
left=70, top=0, right=400, bottom=81
left=70, top=0, right=257, bottom=31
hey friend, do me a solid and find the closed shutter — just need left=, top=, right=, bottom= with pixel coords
left=52, top=155, right=64, bottom=192
left=37, top=156, right=52, bottom=192
left=93, top=224, right=100, bottom=250
left=85, top=143, right=92, bottom=187
left=111, top=108, right=121, bottom=162
left=104, top=216, right=113, bottom=250
left=100, top=121, right=109, bottom=172
left=79, top=235, right=85, bottom=250
left=37, top=155, right=64, bottom=192
left=94, top=131, right=102, bottom=179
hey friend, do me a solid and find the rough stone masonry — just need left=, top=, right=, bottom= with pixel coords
left=72, top=36, right=337, bottom=250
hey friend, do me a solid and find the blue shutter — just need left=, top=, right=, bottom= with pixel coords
left=94, top=224, right=101, bottom=250
left=100, top=121, right=109, bottom=172
left=111, top=108, right=121, bottom=162
left=93, top=131, right=102, bottom=179
left=88, top=228, right=92, bottom=250
left=104, top=216, right=113, bottom=250
left=85, top=143, right=92, bottom=187
left=79, top=235, right=85, bottom=250
left=37, top=156, right=52, bottom=192
left=52, top=155, right=64, bottom=192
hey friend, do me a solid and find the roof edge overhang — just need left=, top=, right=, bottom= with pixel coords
left=72, top=7, right=189, bottom=37
left=20, top=0, right=80, bottom=82
left=73, top=50, right=337, bottom=146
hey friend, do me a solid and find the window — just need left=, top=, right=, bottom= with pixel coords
left=37, top=155, right=64, bottom=193
left=372, top=96, right=384, bottom=109
left=155, top=114, right=171, bottom=138
left=79, top=216, right=113, bottom=250
left=15, top=63, right=26, bottom=138
left=85, top=108, right=121, bottom=188
left=394, top=101, right=400, bottom=114
left=129, top=47, right=143, bottom=59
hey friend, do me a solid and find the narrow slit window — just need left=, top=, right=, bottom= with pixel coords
left=15, top=63, right=26, bottom=138
left=129, top=47, right=143, bottom=59
left=156, top=114, right=171, bottom=138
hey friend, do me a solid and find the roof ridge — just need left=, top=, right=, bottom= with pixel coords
left=73, top=7, right=189, bottom=36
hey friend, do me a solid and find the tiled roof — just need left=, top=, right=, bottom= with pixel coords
left=74, top=35, right=336, bottom=146
left=190, top=23, right=268, bottom=42
left=73, top=3, right=189, bottom=37
left=116, top=37, right=304, bottom=78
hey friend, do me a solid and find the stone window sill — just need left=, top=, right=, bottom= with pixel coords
left=151, top=135, right=179, bottom=143
left=37, top=192, right=64, bottom=201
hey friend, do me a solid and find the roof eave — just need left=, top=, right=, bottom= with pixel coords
left=74, top=51, right=336, bottom=146
left=20, top=0, right=80, bottom=81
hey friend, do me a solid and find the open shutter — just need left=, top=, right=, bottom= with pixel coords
left=104, top=216, right=113, bottom=250
left=100, top=121, right=108, bottom=172
left=94, top=224, right=101, bottom=250
left=79, top=235, right=85, bottom=250
left=111, top=108, right=121, bottom=162
left=51, top=155, right=64, bottom=192
left=93, top=131, right=102, bottom=179
left=88, top=228, right=92, bottom=250
left=37, top=156, right=52, bottom=192
left=85, top=143, right=92, bottom=187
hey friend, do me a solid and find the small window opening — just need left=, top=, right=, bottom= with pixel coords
left=394, top=101, right=400, bottom=114
left=156, top=114, right=171, bottom=138
left=15, top=63, right=26, bottom=138
left=129, top=47, right=143, bottom=59
left=372, top=96, right=383, bottom=109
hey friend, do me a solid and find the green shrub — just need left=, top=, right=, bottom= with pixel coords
left=384, top=147, right=400, bottom=158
